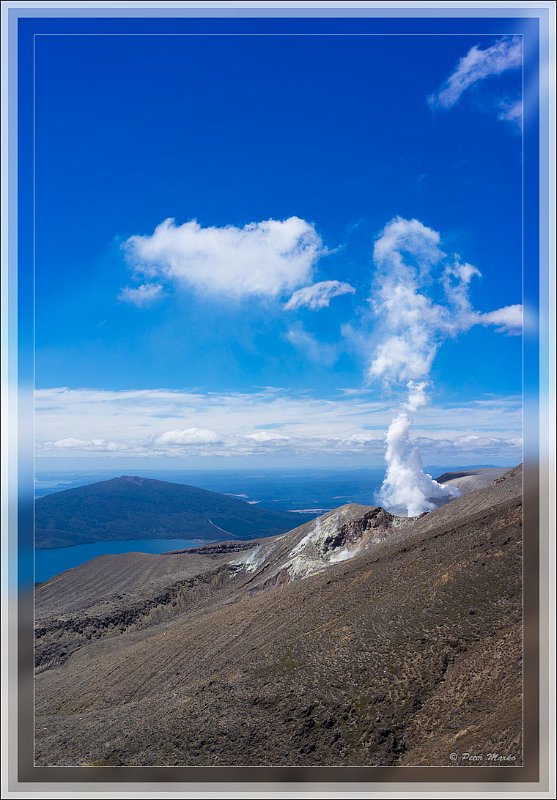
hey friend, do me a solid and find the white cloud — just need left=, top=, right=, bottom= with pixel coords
left=46, top=437, right=125, bottom=452
left=119, top=283, right=163, bottom=307
left=373, top=216, right=444, bottom=273
left=498, top=98, right=523, bottom=127
left=123, top=216, right=323, bottom=300
left=284, top=280, right=355, bottom=311
left=244, top=431, right=290, bottom=443
left=478, top=303, right=523, bottom=334
left=154, top=428, right=221, bottom=446
left=428, top=36, right=522, bottom=110
left=367, top=217, right=523, bottom=385
left=346, top=432, right=383, bottom=445
left=34, top=387, right=522, bottom=464
left=370, top=334, right=436, bottom=384
left=285, top=325, right=338, bottom=366
left=441, top=260, right=482, bottom=323
left=368, top=218, right=453, bottom=384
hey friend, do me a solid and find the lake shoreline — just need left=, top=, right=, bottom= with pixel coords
left=34, top=536, right=221, bottom=584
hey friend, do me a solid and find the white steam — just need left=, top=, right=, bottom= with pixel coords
left=380, top=381, right=460, bottom=516
left=370, top=217, right=522, bottom=516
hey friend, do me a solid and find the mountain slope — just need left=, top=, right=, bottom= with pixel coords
left=34, top=466, right=523, bottom=767
left=435, top=466, right=511, bottom=494
left=35, top=475, right=312, bottom=548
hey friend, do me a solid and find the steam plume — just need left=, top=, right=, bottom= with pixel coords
left=380, top=381, right=460, bottom=516
left=370, top=217, right=521, bottom=516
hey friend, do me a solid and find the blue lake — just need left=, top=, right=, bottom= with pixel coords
left=35, top=537, right=210, bottom=584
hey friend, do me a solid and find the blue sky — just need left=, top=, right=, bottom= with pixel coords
left=32, top=25, right=525, bottom=469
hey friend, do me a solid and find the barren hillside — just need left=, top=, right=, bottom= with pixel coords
left=34, top=466, right=522, bottom=767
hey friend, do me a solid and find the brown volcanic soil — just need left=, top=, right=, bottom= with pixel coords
left=34, top=467, right=522, bottom=767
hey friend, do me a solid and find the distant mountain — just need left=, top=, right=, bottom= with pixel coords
left=35, top=476, right=311, bottom=549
